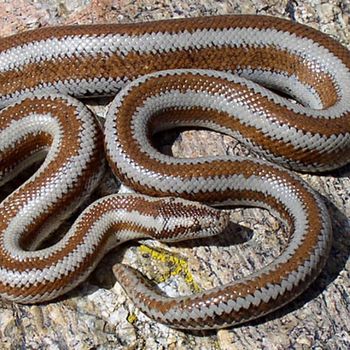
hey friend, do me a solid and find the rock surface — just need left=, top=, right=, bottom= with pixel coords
left=0, top=0, right=349, bottom=349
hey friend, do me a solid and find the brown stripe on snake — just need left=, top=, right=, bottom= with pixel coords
left=0, top=96, right=104, bottom=263
left=1, top=15, right=350, bottom=108
left=0, top=15, right=348, bottom=328
left=0, top=14, right=348, bottom=56
left=148, top=108, right=344, bottom=167
left=0, top=133, right=51, bottom=177
left=0, top=193, right=227, bottom=301
left=114, top=249, right=327, bottom=329
left=142, top=74, right=349, bottom=137
left=116, top=244, right=327, bottom=330
left=107, top=73, right=350, bottom=177
left=104, top=66, right=335, bottom=328
left=110, top=188, right=329, bottom=330
left=0, top=46, right=337, bottom=104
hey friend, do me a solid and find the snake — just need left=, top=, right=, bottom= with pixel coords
left=0, top=14, right=349, bottom=330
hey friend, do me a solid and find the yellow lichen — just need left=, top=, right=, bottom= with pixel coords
left=127, top=313, right=138, bottom=324
left=138, top=245, right=200, bottom=292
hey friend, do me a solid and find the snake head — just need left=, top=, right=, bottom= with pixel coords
left=151, top=196, right=230, bottom=242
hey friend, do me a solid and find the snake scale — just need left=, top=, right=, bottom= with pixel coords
left=0, top=15, right=349, bottom=330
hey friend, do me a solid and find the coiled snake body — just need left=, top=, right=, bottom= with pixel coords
left=0, top=15, right=349, bottom=330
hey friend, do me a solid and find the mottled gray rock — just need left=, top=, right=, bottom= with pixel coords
left=0, top=0, right=349, bottom=349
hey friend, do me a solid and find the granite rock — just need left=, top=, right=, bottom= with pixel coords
left=0, top=0, right=349, bottom=349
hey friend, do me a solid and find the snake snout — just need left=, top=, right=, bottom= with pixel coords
left=157, top=197, right=230, bottom=242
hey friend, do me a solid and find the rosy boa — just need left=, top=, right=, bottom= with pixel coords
left=0, top=15, right=349, bottom=330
